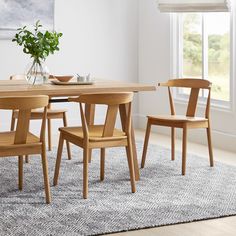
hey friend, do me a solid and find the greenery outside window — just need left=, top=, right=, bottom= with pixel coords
left=174, top=12, right=232, bottom=108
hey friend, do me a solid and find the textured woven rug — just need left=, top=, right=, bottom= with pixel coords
left=1, top=142, right=236, bottom=236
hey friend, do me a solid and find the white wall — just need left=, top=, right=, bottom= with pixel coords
left=138, top=0, right=236, bottom=152
left=0, top=0, right=139, bottom=134
left=1, top=0, right=236, bottom=152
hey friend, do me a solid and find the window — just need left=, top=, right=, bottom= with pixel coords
left=175, top=12, right=232, bottom=107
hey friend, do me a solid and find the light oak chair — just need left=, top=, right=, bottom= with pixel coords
left=53, top=93, right=136, bottom=199
left=0, top=95, right=51, bottom=203
left=10, top=75, right=71, bottom=162
left=141, top=78, right=214, bottom=175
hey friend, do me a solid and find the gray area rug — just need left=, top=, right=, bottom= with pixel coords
left=1, top=142, right=236, bottom=236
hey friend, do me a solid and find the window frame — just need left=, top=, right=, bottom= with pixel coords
left=170, top=10, right=235, bottom=112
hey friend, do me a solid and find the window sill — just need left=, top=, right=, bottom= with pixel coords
left=174, top=96, right=234, bottom=114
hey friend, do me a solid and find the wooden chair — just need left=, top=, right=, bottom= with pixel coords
left=53, top=93, right=136, bottom=199
left=10, top=75, right=71, bottom=162
left=141, top=78, right=214, bottom=175
left=0, top=95, right=51, bottom=204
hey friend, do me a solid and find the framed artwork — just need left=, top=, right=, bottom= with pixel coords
left=0, top=0, right=54, bottom=39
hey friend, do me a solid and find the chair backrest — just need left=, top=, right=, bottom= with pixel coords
left=0, top=96, right=49, bottom=144
left=10, top=74, right=52, bottom=108
left=69, top=93, right=134, bottom=138
left=158, top=78, right=212, bottom=118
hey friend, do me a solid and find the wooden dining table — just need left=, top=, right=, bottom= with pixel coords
left=0, top=79, right=156, bottom=180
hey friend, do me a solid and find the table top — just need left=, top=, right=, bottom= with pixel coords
left=0, top=79, right=156, bottom=97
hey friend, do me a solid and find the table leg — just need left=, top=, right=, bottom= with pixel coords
left=119, top=104, right=140, bottom=181
left=85, top=104, right=95, bottom=163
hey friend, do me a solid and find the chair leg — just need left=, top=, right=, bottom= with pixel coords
left=171, top=127, right=175, bottom=161
left=207, top=123, right=214, bottom=167
left=83, top=147, right=89, bottom=199
left=53, top=134, right=64, bottom=186
left=47, top=118, right=52, bottom=151
left=18, top=155, right=23, bottom=190
left=10, top=116, right=16, bottom=131
left=125, top=146, right=131, bottom=172
left=100, top=148, right=105, bottom=181
left=25, top=155, right=29, bottom=163
left=84, top=104, right=95, bottom=164
left=63, top=112, right=72, bottom=160
left=25, top=118, right=30, bottom=163
left=41, top=143, right=51, bottom=204
left=127, top=136, right=136, bottom=193
left=141, top=121, right=151, bottom=168
left=88, top=150, right=92, bottom=163
left=182, top=125, right=188, bottom=176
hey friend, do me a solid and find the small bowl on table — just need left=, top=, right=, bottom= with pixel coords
left=50, top=75, right=73, bottom=83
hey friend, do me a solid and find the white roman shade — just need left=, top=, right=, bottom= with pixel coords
left=157, top=0, right=231, bottom=12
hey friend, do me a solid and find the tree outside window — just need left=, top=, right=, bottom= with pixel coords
left=180, top=13, right=230, bottom=102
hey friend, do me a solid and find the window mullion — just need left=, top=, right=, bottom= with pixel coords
left=202, top=13, right=208, bottom=98
left=178, top=14, right=184, bottom=95
left=178, top=14, right=183, bottom=78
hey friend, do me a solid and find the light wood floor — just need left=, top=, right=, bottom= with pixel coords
left=106, top=129, right=236, bottom=236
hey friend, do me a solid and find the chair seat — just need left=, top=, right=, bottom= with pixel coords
left=13, top=108, right=67, bottom=119
left=59, top=125, right=126, bottom=142
left=15, top=108, right=67, bottom=115
left=32, top=108, right=67, bottom=114
left=148, top=115, right=208, bottom=123
left=0, top=131, right=40, bottom=147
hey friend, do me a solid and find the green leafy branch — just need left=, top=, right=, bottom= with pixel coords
left=12, top=20, right=63, bottom=63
